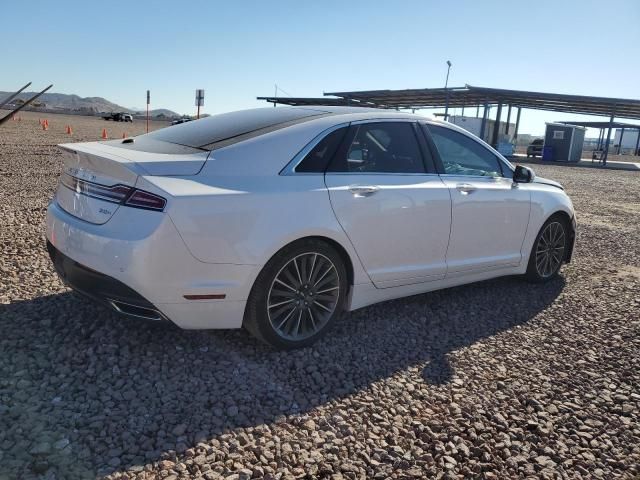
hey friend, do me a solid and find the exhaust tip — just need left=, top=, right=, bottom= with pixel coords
left=109, top=300, right=164, bottom=321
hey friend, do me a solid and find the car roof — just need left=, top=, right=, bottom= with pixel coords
left=290, top=105, right=427, bottom=120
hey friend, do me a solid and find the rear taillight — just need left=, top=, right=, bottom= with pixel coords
left=61, top=173, right=132, bottom=203
left=125, top=190, right=167, bottom=211
left=60, top=173, right=166, bottom=212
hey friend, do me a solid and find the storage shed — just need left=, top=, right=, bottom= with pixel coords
left=543, top=123, right=586, bottom=162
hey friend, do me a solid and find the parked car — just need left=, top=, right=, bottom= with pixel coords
left=171, top=117, right=192, bottom=125
left=527, top=138, right=544, bottom=157
left=103, top=112, right=133, bottom=122
left=46, top=107, right=576, bottom=349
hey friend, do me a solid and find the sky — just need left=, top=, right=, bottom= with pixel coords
left=3, top=0, right=639, bottom=136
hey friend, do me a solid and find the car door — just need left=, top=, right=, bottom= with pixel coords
left=324, top=120, right=451, bottom=288
left=423, top=123, right=531, bottom=277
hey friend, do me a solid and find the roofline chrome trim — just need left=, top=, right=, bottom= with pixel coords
left=325, top=172, right=440, bottom=177
left=350, top=118, right=419, bottom=125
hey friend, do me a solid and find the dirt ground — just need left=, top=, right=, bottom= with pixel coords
left=0, top=110, right=170, bottom=142
left=1, top=112, right=639, bottom=479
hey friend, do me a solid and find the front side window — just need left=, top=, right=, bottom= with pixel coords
left=427, top=125, right=503, bottom=177
left=329, top=122, right=425, bottom=174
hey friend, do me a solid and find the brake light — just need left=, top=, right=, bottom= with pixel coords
left=125, top=190, right=167, bottom=211
left=60, top=173, right=166, bottom=212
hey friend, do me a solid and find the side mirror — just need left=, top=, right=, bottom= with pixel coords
left=513, top=165, right=535, bottom=183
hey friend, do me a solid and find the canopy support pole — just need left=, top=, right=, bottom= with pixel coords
left=617, top=128, right=625, bottom=155
left=597, top=128, right=604, bottom=150
left=602, top=112, right=615, bottom=167
left=634, top=129, right=640, bottom=156
left=505, top=105, right=512, bottom=134
left=491, top=102, right=503, bottom=148
left=479, top=102, right=489, bottom=141
left=513, top=107, right=521, bottom=143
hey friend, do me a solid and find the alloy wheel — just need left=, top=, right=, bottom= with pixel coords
left=267, top=252, right=340, bottom=341
left=535, top=221, right=566, bottom=278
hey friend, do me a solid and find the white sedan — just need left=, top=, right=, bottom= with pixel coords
left=46, top=107, right=576, bottom=348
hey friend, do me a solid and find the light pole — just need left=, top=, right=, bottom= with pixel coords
left=444, top=60, right=452, bottom=121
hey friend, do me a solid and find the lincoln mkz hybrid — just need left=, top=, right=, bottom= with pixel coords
left=46, top=107, right=576, bottom=348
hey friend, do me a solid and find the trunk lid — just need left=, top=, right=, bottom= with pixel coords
left=56, top=141, right=209, bottom=224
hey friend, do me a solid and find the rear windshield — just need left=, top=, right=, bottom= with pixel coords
left=143, top=107, right=330, bottom=150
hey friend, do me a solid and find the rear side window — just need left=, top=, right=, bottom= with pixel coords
left=426, top=125, right=503, bottom=177
left=328, top=122, right=425, bottom=173
left=296, top=127, right=348, bottom=173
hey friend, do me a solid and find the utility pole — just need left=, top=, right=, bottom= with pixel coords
left=444, top=60, right=452, bottom=121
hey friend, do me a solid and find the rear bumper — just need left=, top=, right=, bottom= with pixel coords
left=47, top=241, right=168, bottom=322
left=46, top=200, right=258, bottom=329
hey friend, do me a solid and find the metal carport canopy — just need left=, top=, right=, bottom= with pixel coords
left=260, top=85, right=640, bottom=120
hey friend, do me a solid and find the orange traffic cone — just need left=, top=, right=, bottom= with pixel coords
left=66, top=125, right=73, bottom=135
left=101, top=128, right=108, bottom=139
left=42, top=121, right=48, bottom=131
left=122, top=132, right=127, bottom=139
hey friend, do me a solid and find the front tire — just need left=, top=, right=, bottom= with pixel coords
left=525, top=215, right=568, bottom=282
left=243, top=240, right=348, bottom=349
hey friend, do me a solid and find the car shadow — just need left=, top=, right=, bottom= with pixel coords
left=0, top=274, right=564, bottom=478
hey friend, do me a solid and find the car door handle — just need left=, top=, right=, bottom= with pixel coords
left=349, top=185, right=379, bottom=197
left=456, top=183, right=476, bottom=194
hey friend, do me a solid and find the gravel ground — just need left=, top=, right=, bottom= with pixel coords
left=1, top=113, right=639, bottom=479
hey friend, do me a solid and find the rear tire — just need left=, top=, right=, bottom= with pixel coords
left=525, top=215, right=568, bottom=283
left=243, top=239, right=348, bottom=349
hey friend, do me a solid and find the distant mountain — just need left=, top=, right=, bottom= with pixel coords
left=0, top=91, right=179, bottom=118
left=0, top=91, right=127, bottom=113
left=134, top=108, right=181, bottom=118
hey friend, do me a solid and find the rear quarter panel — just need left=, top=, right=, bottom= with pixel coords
left=146, top=174, right=370, bottom=285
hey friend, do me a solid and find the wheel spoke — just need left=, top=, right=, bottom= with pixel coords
left=315, top=271, right=337, bottom=290
left=316, top=285, right=339, bottom=295
left=275, top=278, right=297, bottom=293
left=270, top=288, right=297, bottom=299
left=313, top=300, right=332, bottom=313
left=282, top=267, right=300, bottom=290
left=293, top=257, right=303, bottom=284
left=269, top=298, right=295, bottom=309
left=313, top=265, right=334, bottom=287
left=292, top=309, right=302, bottom=336
left=307, top=254, right=318, bottom=284
left=307, top=307, right=317, bottom=330
left=275, top=305, right=297, bottom=330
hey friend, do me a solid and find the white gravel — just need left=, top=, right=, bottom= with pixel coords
left=1, top=114, right=639, bottom=479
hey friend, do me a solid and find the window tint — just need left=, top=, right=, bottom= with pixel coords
left=329, top=122, right=425, bottom=173
left=144, top=107, right=329, bottom=149
left=427, top=125, right=503, bottom=177
left=296, top=127, right=347, bottom=173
